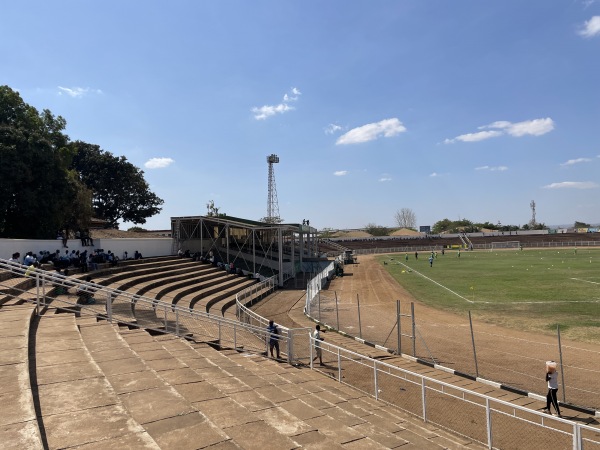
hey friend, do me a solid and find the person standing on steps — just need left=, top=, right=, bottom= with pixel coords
left=312, top=325, right=324, bottom=366
left=543, top=361, right=562, bottom=418
left=266, top=320, right=280, bottom=359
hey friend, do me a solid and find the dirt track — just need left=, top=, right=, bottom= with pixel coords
left=318, top=254, right=600, bottom=411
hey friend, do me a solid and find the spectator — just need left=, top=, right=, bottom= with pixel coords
left=23, top=252, right=37, bottom=266
left=267, top=320, right=280, bottom=359
left=134, top=250, right=142, bottom=260
left=312, top=325, right=324, bottom=366
left=88, top=253, right=98, bottom=271
left=76, top=276, right=96, bottom=305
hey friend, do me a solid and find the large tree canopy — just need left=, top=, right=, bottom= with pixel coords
left=0, top=85, right=163, bottom=238
left=0, top=86, right=86, bottom=238
left=70, top=141, right=163, bottom=228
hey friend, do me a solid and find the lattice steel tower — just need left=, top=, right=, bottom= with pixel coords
left=530, top=200, right=536, bottom=226
left=266, top=154, right=280, bottom=223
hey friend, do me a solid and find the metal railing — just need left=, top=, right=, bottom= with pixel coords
left=0, top=261, right=304, bottom=362
left=310, top=335, right=600, bottom=450
left=4, top=259, right=599, bottom=448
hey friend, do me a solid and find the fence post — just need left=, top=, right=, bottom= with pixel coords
left=175, top=308, right=180, bottom=337
left=337, top=348, right=342, bottom=382
left=287, top=330, right=293, bottom=364
left=557, top=325, right=567, bottom=403
left=106, top=292, right=112, bottom=323
left=318, top=288, right=321, bottom=322
left=357, top=294, right=362, bottom=339
left=374, top=360, right=379, bottom=400
left=469, top=311, right=479, bottom=378
left=411, top=302, right=416, bottom=357
left=35, top=273, right=40, bottom=315
left=573, top=423, right=581, bottom=450
left=396, top=300, right=401, bottom=355
left=421, top=378, right=427, bottom=422
left=163, top=304, right=168, bottom=331
left=309, top=334, right=314, bottom=369
left=486, top=398, right=493, bottom=449
left=41, top=273, right=46, bottom=307
left=335, top=291, right=340, bottom=331
left=233, top=322, right=237, bottom=350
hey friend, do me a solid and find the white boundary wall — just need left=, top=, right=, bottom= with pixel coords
left=0, top=238, right=172, bottom=260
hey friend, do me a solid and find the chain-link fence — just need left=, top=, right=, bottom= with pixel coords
left=309, top=336, right=600, bottom=450
left=307, top=287, right=600, bottom=411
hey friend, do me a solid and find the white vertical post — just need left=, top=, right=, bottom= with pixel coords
left=35, top=273, right=40, bottom=315
left=233, top=322, right=237, bottom=350
left=421, top=378, right=427, bottom=422
left=41, top=273, right=46, bottom=307
left=337, top=348, right=342, bottom=382
left=175, top=308, right=180, bottom=337
left=287, top=330, right=293, bottom=363
left=106, top=292, right=112, bottom=322
left=486, top=398, right=493, bottom=449
left=374, top=360, right=379, bottom=400
left=309, top=334, right=314, bottom=369
left=572, top=423, right=581, bottom=450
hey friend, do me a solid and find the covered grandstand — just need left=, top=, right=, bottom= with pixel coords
left=170, top=215, right=327, bottom=286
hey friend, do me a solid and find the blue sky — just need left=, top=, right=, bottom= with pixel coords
left=2, top=1, right=600, bottom=230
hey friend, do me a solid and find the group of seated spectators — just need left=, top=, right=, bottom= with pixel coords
left=5, top=247, right=144, bottom=273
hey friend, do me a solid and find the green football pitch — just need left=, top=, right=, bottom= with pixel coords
left=377, top=247, right=600, bottom=342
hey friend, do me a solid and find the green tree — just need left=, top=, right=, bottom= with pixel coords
left=71, top=141, right=164, bottom=228
left=364, top=223, right=390, bottom=236
left=574, top=221, right=590, bottom=228
left=206, top=200, right=226, bottom=218
left=432, top=218, right=452, bottom=234
left=0, top=85, right=86, bottom=238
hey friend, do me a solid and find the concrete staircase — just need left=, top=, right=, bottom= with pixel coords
left=0, top=295, right=483, bottom=448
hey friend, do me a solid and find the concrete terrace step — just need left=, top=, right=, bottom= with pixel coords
left=0, top=304, right=44, bottom=450
left=176, top=274, right=254, bottom=310
left=33, top=313, right=159, bottom=449
left=138, top=329, right=478, bottom=449
left=123, top=330, right=366, bottom=448
left=135, top=263, right=219, bottom=297
left=95, top=260, right=201, bottom=289
left=77, top=318, right=235, bottom=449
left=149, top=269, right=228, bottom=305
left=195, top=277, right=257, bottom=314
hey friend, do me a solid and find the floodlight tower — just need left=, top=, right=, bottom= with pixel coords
left=530, top=200, right=536, bottom=227
left=266, top=154, right=280, bottom=223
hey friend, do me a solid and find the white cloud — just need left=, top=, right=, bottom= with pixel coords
left=336, top=118, right=406, bottom=145
left=57, top=86, right=102, bottom=98
left=334, top=170, right=348, bottom=176
left=543, top=181, right=599, bottom=189
left=325, top=123, right=343, bottom=135
left=444, top=130, right=502, bottom=144
left=503, top=118, right=555, bottom=137
left=475, top=165, right=508, bottom=171
left=579, top=16, right=600, bottom=37
left=445, top=118, right=554, bottom=143
left=561, top=158, right=592, bottom=166
left=144, top=157, right=174, bottom=169
left=429, top=172, right=439, bottom=177
left=252, top=87, right=301, bottom=120
left=379, top=176, right=392, bottom=182
left=252, top=103, right=293, bottom=120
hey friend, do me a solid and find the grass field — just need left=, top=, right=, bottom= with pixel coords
left=377, top=247, right=600, bottom=342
